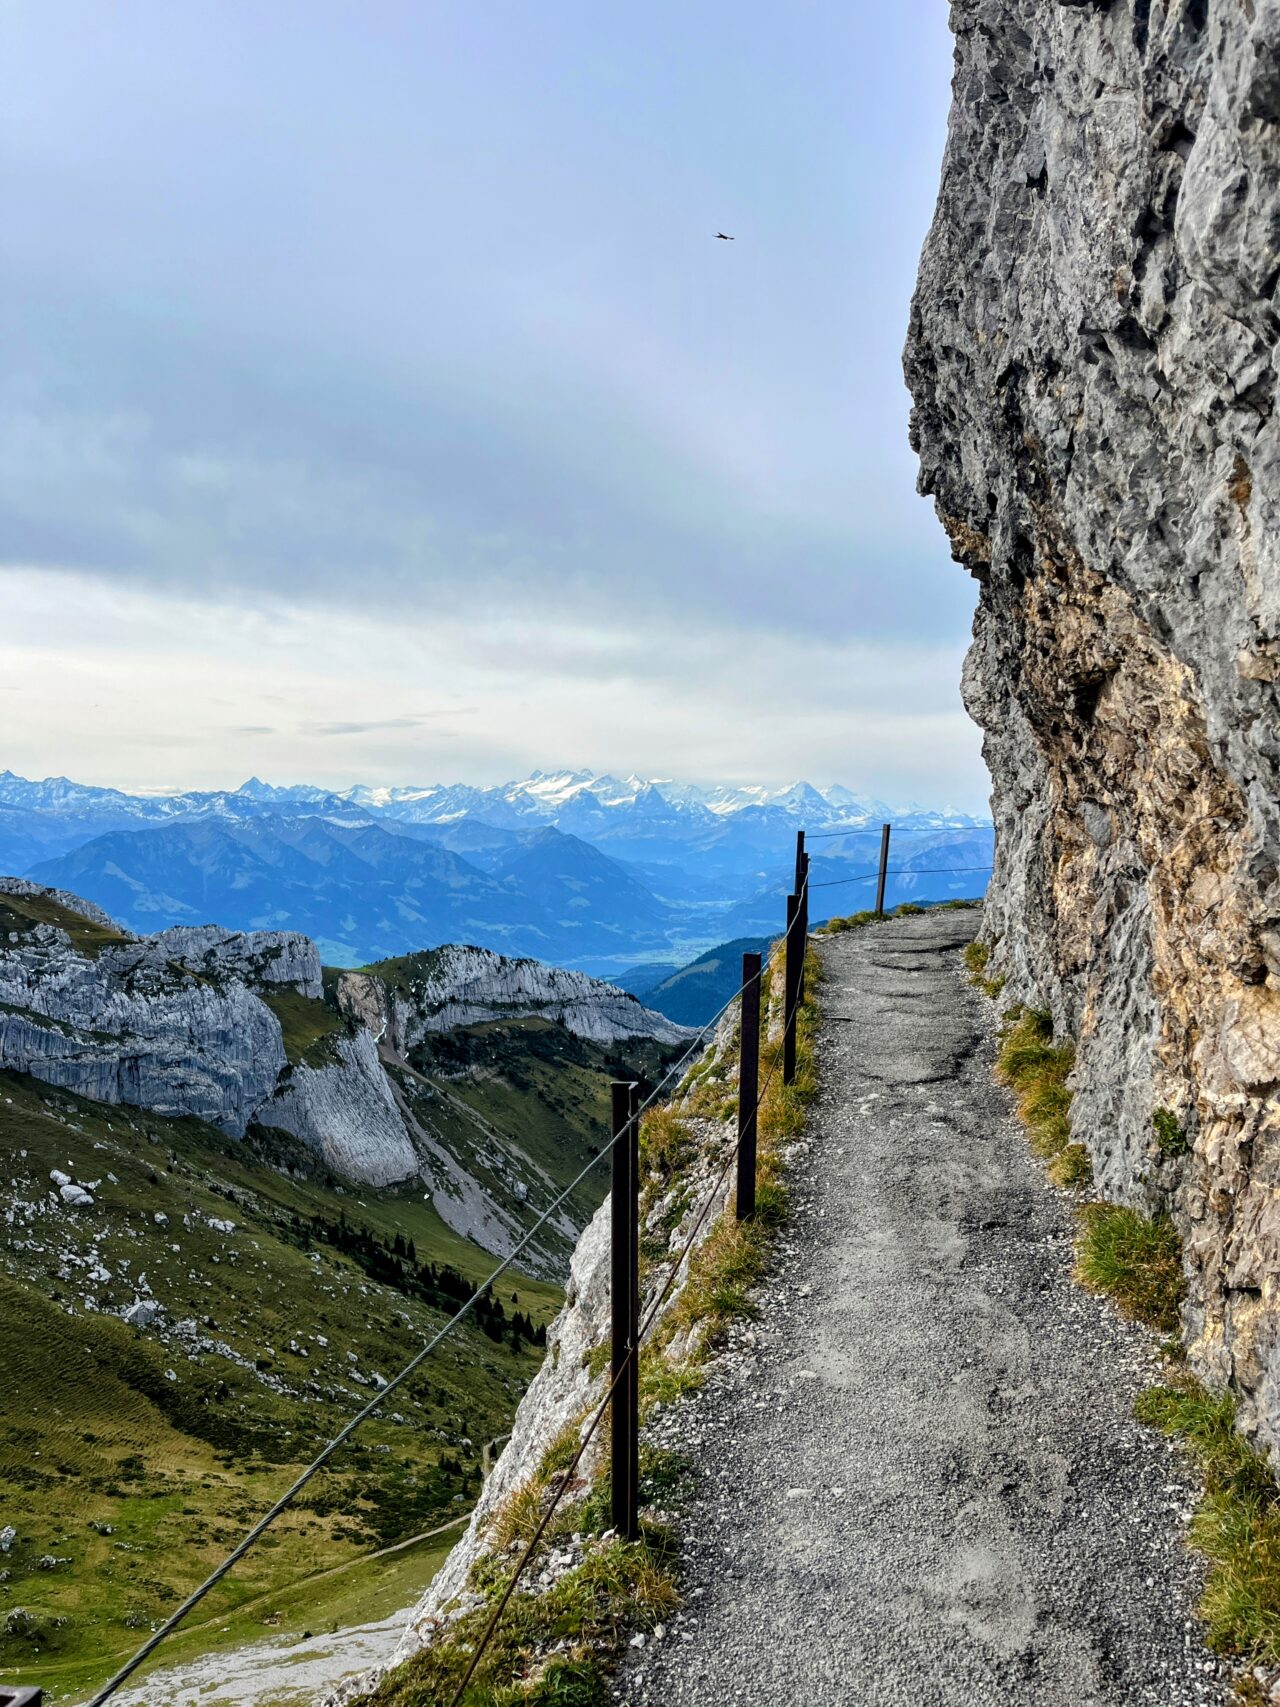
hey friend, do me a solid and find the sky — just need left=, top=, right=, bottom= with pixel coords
left=0, top=2, right=984, bottom=810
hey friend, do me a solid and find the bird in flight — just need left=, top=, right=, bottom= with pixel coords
left=715, top=231, right=734, bottom=240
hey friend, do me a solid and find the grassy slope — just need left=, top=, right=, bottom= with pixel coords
left=0, top=891, right=130, bottom=958
left=0, top=1071, right=559, bottom=1703
left=258, top=987, right=347, bottom=1067
left=0, top=911, right=681, bottom=1696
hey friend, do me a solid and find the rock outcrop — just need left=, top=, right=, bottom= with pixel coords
left=0, top=876, right=121, bottom=932
left=261, top=1029, right=420, bottom=1185
left=907, top=6, right=1280, bottom=1446
left=0, top=923, right=288, bottom=1133
left=336, top=945, right=693, bottom=1053
left=147, top=924, right=323, bottom=999
left=0, top=880, right=691, bottom=1210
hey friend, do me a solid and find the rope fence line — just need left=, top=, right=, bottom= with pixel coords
left=84, top=926, right=796, bottom=1707
left=447, top=931, right=809, bottom=1706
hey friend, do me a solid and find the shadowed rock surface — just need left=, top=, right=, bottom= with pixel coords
left=625, top=916, right=1222, bottom=1706
left=906, top=3, right=1280, bottom=1453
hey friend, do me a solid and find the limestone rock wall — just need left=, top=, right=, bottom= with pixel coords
left=906, top=2, right=1280, bottom=1448
left=150, top=924, right=323, bottom=999
left=336, top=945, right=694, bottom=1053
left=259, top=1028, right=420, bottom=1185
left=0, top=923, right=287, bottom=1133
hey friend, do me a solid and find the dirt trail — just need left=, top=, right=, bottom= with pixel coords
left=626, top=912, right=1223, bottom=1706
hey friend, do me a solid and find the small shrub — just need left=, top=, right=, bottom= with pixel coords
left=1153, top=1107, right=1190, bottom=1159
left=639, top=1108, right=696, bottom=1181
left=355, top=1534, right=677, bottom=1706
left=894, top=901, right=925, bottom=915
left=1075, top=1203, right=1185, bottom=1334
left=963, top=937, right=1006, bottom=997
left=821, top=908, right=878, bottom=934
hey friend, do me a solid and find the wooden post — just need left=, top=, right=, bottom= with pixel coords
left=783, top=892, right=800, bottom=1086
left=736, top=951, right=762, bottom=1221
left=875, top=823, right=892, bottom=918
left=609, top=1081, right=639, bottom=1540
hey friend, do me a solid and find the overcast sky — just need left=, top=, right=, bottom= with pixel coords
left=0, top=1, right=982, bottom=809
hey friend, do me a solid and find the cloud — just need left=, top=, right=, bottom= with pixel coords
left=306, top=716, right=434, bottom=738
left=0, top=567, right=989, bottom=810
left=0, top=2, right=978, bottom=801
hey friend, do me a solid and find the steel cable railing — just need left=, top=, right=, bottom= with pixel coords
left=85, top=944, right=785, bottom=1707
left=446, top=932, right=809, bottom=1706
left=80, top=828, right=958, bottom=1706
left=808, top=863, right=993, bottom=891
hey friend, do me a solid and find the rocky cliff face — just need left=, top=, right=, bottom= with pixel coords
left=336, top=945, right=692, bottom=1053
left=0, top=920, right=292, bottom=1133
left=260, top=1029, right=421, bottom=1186
left=907, top=5, right=1280, bottom=1447
left=0, top=881, right=691, bottom=1218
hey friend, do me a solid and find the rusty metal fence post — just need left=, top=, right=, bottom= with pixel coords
left=783, top=891, right=801, bottom=1086
left=794, top=832, right=808, bottom=1005
left=875, top=822, right=892, bottom=918
left=736, top=951, right=762, bottom=1220
left=609, top=1080, right=639, bottom=1541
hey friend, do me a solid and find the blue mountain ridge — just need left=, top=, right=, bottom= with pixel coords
left=5, top=769, right=993, bottom=974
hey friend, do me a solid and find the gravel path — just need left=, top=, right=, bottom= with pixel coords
left=623, top=911, right=1224, bottom=1707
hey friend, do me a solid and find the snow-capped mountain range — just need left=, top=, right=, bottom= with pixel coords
left=0, top=767, right=980, bottom=831
left=0, top=768, right=992, bottom=975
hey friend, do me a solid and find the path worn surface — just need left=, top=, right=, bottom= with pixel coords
left=624, top=912, right=1223, bottom=1707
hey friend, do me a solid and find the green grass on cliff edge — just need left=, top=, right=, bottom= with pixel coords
left=994, top=1006, right=1091, bottom=1190
left=1136, top=1377, right=1280, bottom=1666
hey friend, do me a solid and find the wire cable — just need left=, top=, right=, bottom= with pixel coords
left=86, top=918, right=801, bottom=1706
left=802, top=823, right=990, bottom=841
left=808, top=863, right=993, bottom=891
left=447, top=947, right=808, bottom=1707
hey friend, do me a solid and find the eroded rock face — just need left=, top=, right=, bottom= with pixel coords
left=148, top=925, right=323, bottom=998
left=0, top=923, right=287, bottom=1133
left=336, top=944, right=693, bottom=1052
left=259, top=1028, right=419, bottom=1185
left=907, top=5, right=1280, bottom=1446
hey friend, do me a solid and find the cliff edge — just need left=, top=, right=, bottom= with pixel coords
left=906, top=4, right=1280, bottom=1447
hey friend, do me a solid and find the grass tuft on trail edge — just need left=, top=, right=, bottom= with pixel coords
left=994, top=1006, right=1088, bottom=1187
left=352, top=946, right=822, bottom=1704
left=1075, top=1203, right=1185, bottom=1335
left=962, top=937, right=1006, bottom=998
left=1136, top=1377, right=1280, bottom=1663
